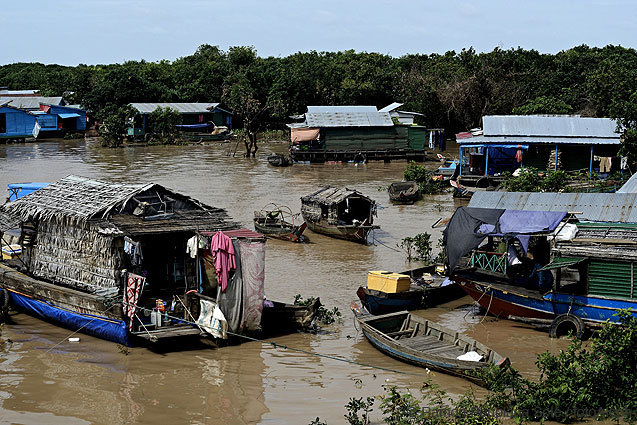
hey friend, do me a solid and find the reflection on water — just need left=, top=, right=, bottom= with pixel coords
left=0, top=138, right=570, bottom=424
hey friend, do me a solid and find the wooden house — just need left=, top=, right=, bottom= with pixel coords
left=0, top=104, right=38, bottom=141
left=288, top=105, right=428, bottom=163
left=128, top=103, right=233, bottom=137
left=456, top=115, right=622, bottom=185
left=0, top=175, right=266, bottom=345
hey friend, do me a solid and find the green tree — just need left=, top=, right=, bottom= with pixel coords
left=146, top=106, right=181, bottom=144
left=97, top=104, right=138, bottom=147
left=512, top=95, right=573, bottom=115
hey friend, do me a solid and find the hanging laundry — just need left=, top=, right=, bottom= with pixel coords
left=438, top=131, right=446, bottom=152
left=210, top=231, right=236, bottom=292
left=428, top=131, right=435, bottom=149
left=123, top=272, right=145, bottom=330
left=186, top=235, right=198, bottom=259
left=515, top=145, right=523, bottom=163
left=124, top=237, right=143, bottom=266
left=600, top=156, right=612, bottom=173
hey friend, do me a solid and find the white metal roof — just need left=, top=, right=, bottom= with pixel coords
left=130, top=103, right=221, bottom=114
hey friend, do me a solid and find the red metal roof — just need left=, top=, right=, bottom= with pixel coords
left=201, top=228, right=264, bottom=239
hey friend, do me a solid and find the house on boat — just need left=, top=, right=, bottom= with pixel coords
left=0, top=175, right=266, bottom=345
left=456, top=115, right=621, bottom=185
left=2, top=96, right=66, bottom=111
left=288, top=105, right=429, bottom=162
left=444, top=202, right=637, bottom=331
left=128, top=103, right=233, bottom=137
left=0, top=103, right=38, bottom=141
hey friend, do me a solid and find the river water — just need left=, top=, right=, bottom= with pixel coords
left=0, top=138, right=570, bottom=424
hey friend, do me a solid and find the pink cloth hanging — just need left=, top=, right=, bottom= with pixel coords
left=210, top=231, right=236, bottom=292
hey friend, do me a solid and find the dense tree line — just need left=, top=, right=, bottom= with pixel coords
left=2, top=44, right=637, bottom=136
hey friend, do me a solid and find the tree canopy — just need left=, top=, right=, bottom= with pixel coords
left=2, top=43, right=636, bottom=136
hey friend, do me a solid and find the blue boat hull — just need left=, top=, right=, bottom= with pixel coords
left=545, top=292, right=637, bottom=323
left=8, top=289, right=129, bottom=345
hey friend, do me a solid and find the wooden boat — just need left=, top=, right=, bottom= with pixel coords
left=176, top=123, right=230, bottom=141
left=301, top=186, right=379, bottom=243
left=356, top=266, right=465, bottom=315
left=253, top=204, right=308, bottom=242
left=352, top=305, right=509, bottom=385
left=261, top=297, right=321, bottom=335
left=267, top=154, right=291, bottom=167
left=450, top=179, right=474, bottom=199
left=388, top=181, right=420, bottom=204
left=0, top=288, right=7, bottom=322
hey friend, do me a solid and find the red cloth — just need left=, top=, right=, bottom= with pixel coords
left=123, top=272, right=145, bottom=330
left=515, top=146, right=523, bottom=163
left=210, top=231, right=236, bottom=292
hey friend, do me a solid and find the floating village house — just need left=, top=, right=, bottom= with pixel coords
left=0, top=93, right=87, bottom=138
left=0, top=103, right=38, bottom=141
left=288, top=105, right=429, bottom=162
left=128, top=103, right=233, bottom=137
left=456, top=115, right=621, bottom=183
left=0, top=175, right=266, bottom=345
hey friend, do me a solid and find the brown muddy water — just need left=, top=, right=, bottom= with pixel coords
left=0, top=139, right=571, bottom=424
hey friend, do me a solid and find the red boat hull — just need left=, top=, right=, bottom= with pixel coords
left=455, top=276, right=555, bottom=320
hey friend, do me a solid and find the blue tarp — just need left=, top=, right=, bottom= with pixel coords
left=444, top=207, right=567, bottom=271
left=176, top=123, right=212, bottom=129
left=8, top=290, right=129, bottom=345
left=58, top=113, right=81, bottom=119
left=7, top=182, right=49, bottom=201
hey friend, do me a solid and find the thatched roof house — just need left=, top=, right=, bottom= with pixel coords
left=0, top=175, right=237, bottom=292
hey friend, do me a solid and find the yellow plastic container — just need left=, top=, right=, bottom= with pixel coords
left=367, top=271, right=411, bottom=293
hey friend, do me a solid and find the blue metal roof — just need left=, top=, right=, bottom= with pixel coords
left=458, top=115, right=620, bottom=145
left=468, top=191, right=637, bottom=223
left=58, top=113, right=80, bottom=119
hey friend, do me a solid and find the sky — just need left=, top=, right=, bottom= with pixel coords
left=1, top=0, right=636, bottom=66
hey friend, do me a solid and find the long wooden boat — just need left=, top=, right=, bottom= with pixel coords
left=352, top=305, right=509, bottom=385
left=388, top=181, right=420, bottom=204
left=261, top=297, right=321, bottom=335
left=356, top=266, right=466, bottom=315
left=301, top=186, right=379, bottom=243
left=253, top=204, right=308, bottom=243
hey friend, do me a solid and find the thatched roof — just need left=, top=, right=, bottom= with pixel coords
left=301, top=186, right=373, bottom=206
left=0, top=175, right=237, bottom=234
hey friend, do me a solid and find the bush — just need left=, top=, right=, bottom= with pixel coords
left=403, top=162, right=446, bottom=194
left=502, top=167, right=571, bottom=192
left=398, top=233, right=433, bottom=262
left=146, top=106, right=182, bottom=145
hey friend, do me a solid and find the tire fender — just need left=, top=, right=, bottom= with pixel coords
left=549, top=313, right=585, bottom=339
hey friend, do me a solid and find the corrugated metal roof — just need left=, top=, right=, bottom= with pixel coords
left=617, top=173, right=637, bottom=193
left=305, top=112, right=394, bottom=127
left=459, top=135, right=619, bottom=145
left=468, top=192, right=637, bottom=223
left=4, top=97, right=64, bottom=110
left=306, top=105, right=377, bottom=113
left=484, top=115, right=618, bottom=137
left=130, top=103, right=220, bottom=114
left=458, top=115, right=620, bottom=145
left=379, top=102, right=403, bottom=112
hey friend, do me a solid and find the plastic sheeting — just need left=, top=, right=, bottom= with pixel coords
left=8, top=290, right=128, bottom=345
left=444, top=207, right=567, bottom=271
left=291, top=128, right=320, bottom=143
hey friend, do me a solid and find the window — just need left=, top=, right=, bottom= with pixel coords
left=0, top=113, right=6, bottom=133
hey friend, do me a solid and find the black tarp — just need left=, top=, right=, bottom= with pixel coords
left=443, top=207, right=505, bottom=271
